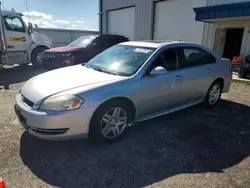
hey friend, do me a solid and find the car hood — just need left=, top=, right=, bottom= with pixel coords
left=21, top=65, right=125, bottom=103
left=45, top=46, right=84, bottom=53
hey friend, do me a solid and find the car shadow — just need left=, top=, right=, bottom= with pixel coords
left=0, top=65, right=45, bottom=88
left=19, top=99, right=250, bottom=188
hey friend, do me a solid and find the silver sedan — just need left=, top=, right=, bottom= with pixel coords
left=15, top=41, right=232, bottom=142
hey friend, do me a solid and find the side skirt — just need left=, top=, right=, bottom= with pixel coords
left=133, top=100, right=203, bottom=124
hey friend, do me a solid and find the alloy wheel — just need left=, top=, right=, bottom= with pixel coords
left=100, top=107, right=128, bottom=139
left=208, top=84, right=221, bottom=105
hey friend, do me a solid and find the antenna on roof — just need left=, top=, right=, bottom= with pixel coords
left=25, top=0, right=31, bottom=23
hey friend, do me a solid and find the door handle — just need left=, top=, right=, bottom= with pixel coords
left=175, top=75, right=181, bottom=80
left=208, top=69, right=212, bottom=73
left=7, top=45, right=14, bottom=48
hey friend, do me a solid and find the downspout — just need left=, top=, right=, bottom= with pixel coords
left=99, top=0, right=103, bottom=34
left=0, top=2, right=6, bottom=53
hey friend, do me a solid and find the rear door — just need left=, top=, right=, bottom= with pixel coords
left=175, top=46, right=217, bottom=103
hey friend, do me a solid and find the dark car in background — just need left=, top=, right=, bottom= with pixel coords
left=39, top=34, right=129, bottom=69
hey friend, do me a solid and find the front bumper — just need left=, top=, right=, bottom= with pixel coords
left=40, top=54, right=74, bottom=69
left=15, top=93, right=97, bottom=140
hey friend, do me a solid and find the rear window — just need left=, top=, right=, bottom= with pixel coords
left=180, top=47, right=216, bottom=68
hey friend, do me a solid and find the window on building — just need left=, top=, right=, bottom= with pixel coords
left=3, top=16, right=25, bottom=32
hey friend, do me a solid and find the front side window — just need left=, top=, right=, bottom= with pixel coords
left=146, top=49, right=178, bottom=75
left=87, top=45, right=155, bottom=76
left=3, top=16, right=25, bottom=32
left=178, top=47, right=216, bottom=68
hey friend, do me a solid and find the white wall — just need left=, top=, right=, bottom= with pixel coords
left=108, top=7, right=135, bottom=40
left=34, top=28, right=99, bottom=47
left=208, top=0, right=250, bottom=5
left=153, top=0, right=207, bottom=44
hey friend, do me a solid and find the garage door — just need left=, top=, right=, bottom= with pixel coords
left=153, top=0, right=206, bottom=44
left=108, top=7, right=135, bottom=40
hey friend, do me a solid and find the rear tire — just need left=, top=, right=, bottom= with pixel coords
left=31, top=46, right=48, bottom=68
left=204, top=81, right=222, bottom=108
left=89, top=101, right=132, bottom=144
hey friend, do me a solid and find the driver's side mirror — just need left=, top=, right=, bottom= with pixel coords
left=150, top=66, right=167, bottom=76
left=28, top=22, right=33, bottom=35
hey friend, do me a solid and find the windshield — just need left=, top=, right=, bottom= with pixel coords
left=87, top=45, right=155, bottom=76
left=68, top=35, right=97, bottom=47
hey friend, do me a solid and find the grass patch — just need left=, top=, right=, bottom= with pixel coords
left=232, top=79, right=250, bottom=85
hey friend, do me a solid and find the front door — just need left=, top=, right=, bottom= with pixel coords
left=3, top=15, right=30, bottom=52
left=137, top=48, right=184, bottom=117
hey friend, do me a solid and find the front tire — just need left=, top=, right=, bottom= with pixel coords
left=89, top=101, right=132, bottom=143
left=31, top=47, right=48, bottom=68
left=204, top=81, right=222, bottom=108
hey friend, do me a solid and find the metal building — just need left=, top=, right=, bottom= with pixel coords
left=99, top=0, right=250, bottom=59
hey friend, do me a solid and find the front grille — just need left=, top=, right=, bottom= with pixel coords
left=42, top=52, right=63, bottom=60
left=21, top=95, right=34, bottom=108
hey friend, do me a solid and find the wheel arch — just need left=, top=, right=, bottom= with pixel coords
left=89, top=96, right=137, bottom=127
left=213, top=77, right=224, bottom=89
left=28, top=45, right=49, bottom=61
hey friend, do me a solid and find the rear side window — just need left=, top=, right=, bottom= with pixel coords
left=178, top=47, right=216, bottom=68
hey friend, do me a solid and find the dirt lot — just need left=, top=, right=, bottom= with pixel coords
left=0, top=66, right=250, bottom=188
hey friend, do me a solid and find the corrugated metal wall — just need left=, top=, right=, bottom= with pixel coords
left=101, top=0, right=206, bottom=41
left=34, top=28, right=99, bottom=47
left=102, top=0, right=153, bottom=40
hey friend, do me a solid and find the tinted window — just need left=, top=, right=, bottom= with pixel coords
left=161, top=49, right=178, bottom=71
left=3, top=16, right=25, bottom=32
left=149, top=49, right=178, bottom=73
left=178, top=47, right=216, bottom=68
left=99, top=36, right=127, bottom=47
left=87, top=45, right=155, bottom=76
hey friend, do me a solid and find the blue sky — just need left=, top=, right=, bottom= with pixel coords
left=1, top=0, right=99, bottom=30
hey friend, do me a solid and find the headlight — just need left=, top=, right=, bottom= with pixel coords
left=39, top=95, right=84, bottom=111
left=62, top=53, right=71, bottom=57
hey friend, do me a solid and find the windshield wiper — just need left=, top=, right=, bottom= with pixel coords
left=82, top=63, right=90, bottom=68
left=92, top=67, right=117, bottom=75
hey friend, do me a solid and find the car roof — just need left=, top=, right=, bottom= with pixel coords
left=99, top=34, right=128, bottom=38
left=2, top=10, right=23, bottom=17
left=120, top=40, right=193, bottom=48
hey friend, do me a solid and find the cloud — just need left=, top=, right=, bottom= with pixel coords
left=22, top=11, right=94, bottom=30
left=52, top=20, right=70, bottom=25
left=75, top=20, right=85, bottom=24
left=23, top=11, right=52, bottom=20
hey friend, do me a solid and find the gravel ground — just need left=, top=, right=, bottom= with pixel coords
left=0, top=66, right=250, bottom=188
